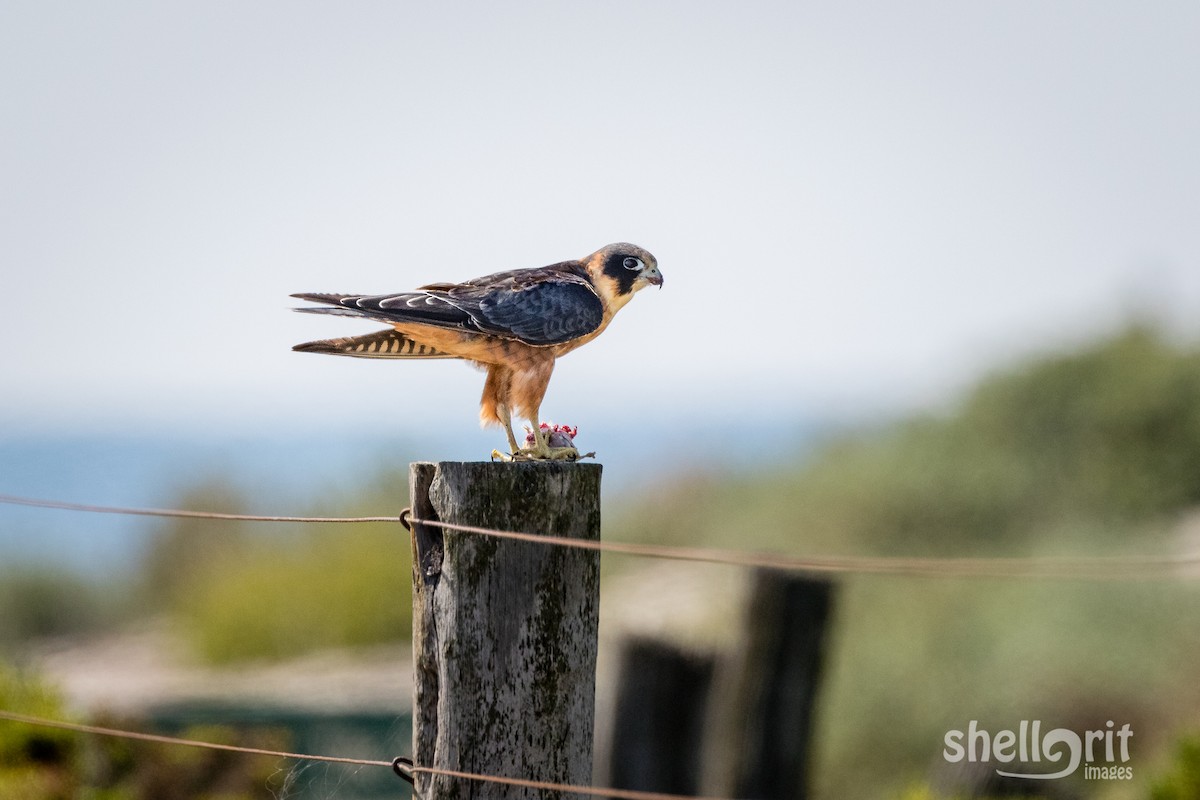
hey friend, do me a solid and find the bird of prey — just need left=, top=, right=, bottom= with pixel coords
left=291, top=242, right=662, bottom=460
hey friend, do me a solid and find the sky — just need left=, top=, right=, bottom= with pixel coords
left=2, top=1, right=1199, bottom=441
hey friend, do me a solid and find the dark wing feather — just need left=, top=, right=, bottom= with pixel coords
left=292, top=290, right=474, bottom=327
left=469, top=279, right=603, bottom=345
left=292, top=266, right=603, bottom=346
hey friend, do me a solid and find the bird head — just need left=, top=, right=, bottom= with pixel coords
left=587, top=243, right=663, bottom=309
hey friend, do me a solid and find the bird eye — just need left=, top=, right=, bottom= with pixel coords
left=622, top=257, right=642, bottom=270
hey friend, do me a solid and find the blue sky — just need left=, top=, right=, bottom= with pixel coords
left=3, top=1, right=1198, bottom=441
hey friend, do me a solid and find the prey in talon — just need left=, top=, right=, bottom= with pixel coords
left=292, top=243, right=662, bottom=460
left=492, top=423, right=594, bottom=462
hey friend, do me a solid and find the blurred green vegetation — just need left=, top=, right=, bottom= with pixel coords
left=0, top=665, right=78, bottom=799
left=139, top=479, right=413, bottom=664
left=0, top=568, right=118, bottom=648
left=1151, top=733, right=1200, bottom=800
left=612, top=325, right=1200, bottom=798
left=1, top=666, right=288, bottom=799
left=85, top=719, right=293, bottom=800
left=619, top=325, right=1200, bottom=558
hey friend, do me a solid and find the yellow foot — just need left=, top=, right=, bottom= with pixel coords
left=493, top=446, right=595, bottom=462
left=516, top=444, right=580, bottom=461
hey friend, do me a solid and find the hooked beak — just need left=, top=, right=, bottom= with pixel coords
left=645, top=267, right=664, bottom=288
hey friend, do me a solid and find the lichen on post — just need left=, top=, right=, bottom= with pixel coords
left=409, top=461, right=602, bottom=799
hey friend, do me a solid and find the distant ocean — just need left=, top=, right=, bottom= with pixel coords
left=0, top=417, right=825, bottom=575
left=0, top=432, right=405, bottom=574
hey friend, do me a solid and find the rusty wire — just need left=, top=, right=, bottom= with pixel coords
left=1, top=492, right=1196, bottom=579
left=0, top=710, right=729, bottom=800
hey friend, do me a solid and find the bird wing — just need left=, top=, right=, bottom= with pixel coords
left=293, top=268, right=604, bottom=347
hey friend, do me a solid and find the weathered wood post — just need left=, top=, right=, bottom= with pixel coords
left=605, top=637, right=715, bottom=794
left=409, top=461, right=602, bottom=798
left=701, top=568, right=835, bottom=800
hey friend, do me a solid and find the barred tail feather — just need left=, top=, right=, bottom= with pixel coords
left=292, top=329, right=455, bottom=359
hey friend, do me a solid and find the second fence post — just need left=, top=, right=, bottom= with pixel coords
left=409, top=460, right=602, bottom=798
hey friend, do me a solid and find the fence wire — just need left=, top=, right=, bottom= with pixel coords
left=0, top=709, right=730, bottom=800
left=1, top=492, right=1195, bottom=580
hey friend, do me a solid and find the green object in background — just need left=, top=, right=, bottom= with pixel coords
left=0, top=666, right=79, bottom=800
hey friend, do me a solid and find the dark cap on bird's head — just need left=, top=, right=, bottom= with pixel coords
left=590, top=242, right=663, bottom=298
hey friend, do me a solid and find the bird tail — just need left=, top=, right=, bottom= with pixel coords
left=291, top=293, right=374, bottom=320
left=292, top=329, right=456, bottom=359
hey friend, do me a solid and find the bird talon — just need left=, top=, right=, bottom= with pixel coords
left=502, top=444, right=582, bottom=462
left=546, top=446, right=581, bottom=461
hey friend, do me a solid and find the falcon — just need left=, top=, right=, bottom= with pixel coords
left=291, top=242, right=663, bottom=460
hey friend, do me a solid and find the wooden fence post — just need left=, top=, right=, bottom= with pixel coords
left=409, top=461, right=602, bottom=799
left=701, top=568, right=835, bottom=800
left=604, top=636, right=715, bottom=794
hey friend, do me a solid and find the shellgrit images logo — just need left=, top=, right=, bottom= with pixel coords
left=943, top=720, right=1133, bottom=780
